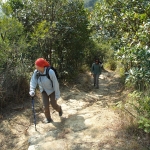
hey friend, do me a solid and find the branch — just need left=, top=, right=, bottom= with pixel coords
left=123, top=107, right=137, bottom=118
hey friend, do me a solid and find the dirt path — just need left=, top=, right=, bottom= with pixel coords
left=0, top=70, right=149, bottom=150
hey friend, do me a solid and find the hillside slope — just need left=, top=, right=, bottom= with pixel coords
left=27, top=70, right=149, bottom=150
left=0, top=69, right=149, bottom=150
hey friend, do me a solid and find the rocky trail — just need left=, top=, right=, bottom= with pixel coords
left=0, top=70, right=149, bottom=150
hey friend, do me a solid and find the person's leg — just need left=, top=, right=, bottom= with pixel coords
left=95, top=74, right=100, bottom=88
left=42, top=91, right=52, bottom=121
left=49, top=92, right=63, bottom=116
left=93, top=74, right=96, bottom=86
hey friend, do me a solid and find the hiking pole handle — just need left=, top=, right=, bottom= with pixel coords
left=31, top=97, right=37, bottom=131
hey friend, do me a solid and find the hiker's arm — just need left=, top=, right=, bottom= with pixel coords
left=30, top=70, right=38, bottom=93
left=49, top=70, right=60, bottom=100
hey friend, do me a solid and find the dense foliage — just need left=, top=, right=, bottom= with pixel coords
left=0, top=0, right=91, bottom=106
left=87, top=0, right=150, bottom=133
left=88, top=0, right=150, bottom=87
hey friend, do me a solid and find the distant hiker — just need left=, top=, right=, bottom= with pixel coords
left=29, top=58, right=63, bottom=123
left=91, top=59, right=102, bottom=89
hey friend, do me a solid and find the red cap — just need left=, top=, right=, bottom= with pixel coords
left=35, top=58, right=50, bottom=67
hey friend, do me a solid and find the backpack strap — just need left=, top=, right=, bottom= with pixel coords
left=46, top=67, right=53, bottom=87
left=36, top=67, right=54, bottom=87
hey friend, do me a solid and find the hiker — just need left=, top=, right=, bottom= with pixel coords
left=91, top=59, right=102, bottom=89
left=29, top=58, right=63, bottom=123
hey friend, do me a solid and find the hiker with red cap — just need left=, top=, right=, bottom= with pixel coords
left=29, top=58, right=63, bottom=123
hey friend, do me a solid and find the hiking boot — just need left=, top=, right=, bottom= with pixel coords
left=59, top=106, right=63, bottom=116
left=43, top=118, right=53, bottom=123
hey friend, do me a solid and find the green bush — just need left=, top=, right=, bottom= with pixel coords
left=0, top=60, right=30, bottom=107
left=104, top=59, right=117, bottom=71
left=129, top=91, right=150, bottom=133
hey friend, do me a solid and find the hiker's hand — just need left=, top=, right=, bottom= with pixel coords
left=29, top=91, right=35, bottom=97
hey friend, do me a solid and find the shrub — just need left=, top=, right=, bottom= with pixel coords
left=0, top=62, right=30, bottom=108
left=128, top=91, right=150, bottom=133
left=104, top=59, right=117, bottom=71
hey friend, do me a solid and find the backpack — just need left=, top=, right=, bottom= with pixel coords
left=46, top=66, right=59, bottom=80
left=36, top=66, right=59, bottom=87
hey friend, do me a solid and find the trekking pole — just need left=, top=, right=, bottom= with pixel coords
left=31, top=97, right=37, bottom=131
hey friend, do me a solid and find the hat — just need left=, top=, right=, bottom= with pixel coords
left=35, top=58, right=50, bottom=67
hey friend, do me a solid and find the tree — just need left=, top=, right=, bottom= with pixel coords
left=90, top=0, right=150, bottom=87
left=0, top=15, right=29, bottom=105
left=1, top=0, right=90, bottom=79
left=54, top=0, right=90, bottom=78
